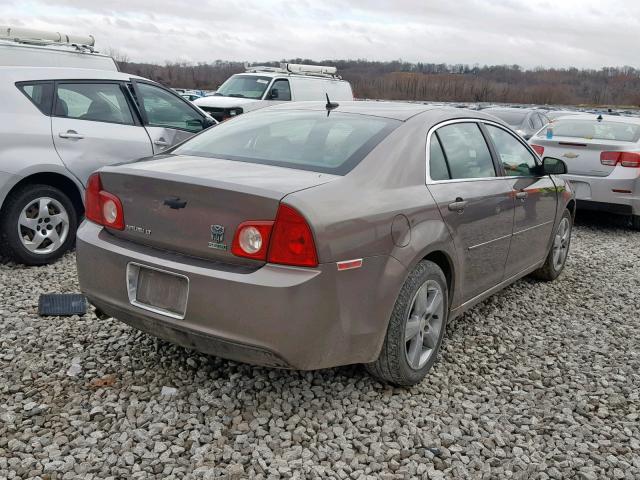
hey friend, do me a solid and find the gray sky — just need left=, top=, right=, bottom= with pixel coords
left=4, top=0, right=639, bottom=68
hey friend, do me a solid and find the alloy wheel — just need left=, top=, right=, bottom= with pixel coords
left=17, top=197, right=69, bottom=255
left=552, top=217, right=571, bottom=271
left=404, top=279, right=445, bottom=370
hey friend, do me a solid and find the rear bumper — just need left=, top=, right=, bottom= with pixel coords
left=576, top=200, right=632, bottom=216
left=564, top=169, right=640, bottom=215
left=76, top=221, right=405, bottom=370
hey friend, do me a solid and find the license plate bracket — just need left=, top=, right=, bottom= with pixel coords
left=127, top=263, right=189, bottom=319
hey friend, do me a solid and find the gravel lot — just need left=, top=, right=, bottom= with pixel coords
left=1, top=216, right=639, bottom=480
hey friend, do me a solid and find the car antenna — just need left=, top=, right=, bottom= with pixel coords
left=325, top=93, right=339, bottom=116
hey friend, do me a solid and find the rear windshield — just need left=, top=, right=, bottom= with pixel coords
left=485, top=110, right=527, bottom=126
left=173, top=110, right=400, bottom=175
left=538, top=120, right=640, bottom=142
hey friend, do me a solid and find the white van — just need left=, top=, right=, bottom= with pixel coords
left=194, top=63, right=353, bottom=121
left=0, top=26, right=118, bottom=71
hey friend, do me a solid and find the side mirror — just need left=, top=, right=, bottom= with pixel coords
left=542, top=156, right=568, bottom=175
left=187, top=117, right=216, bottom=130
left=203, top=116, right=217, bottom=128
left=269, top=88, right=279, bottom=100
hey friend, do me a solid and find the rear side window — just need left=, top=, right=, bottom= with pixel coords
left=538, top=120, right=640, bottom=142
left=531, top=114, right=543, bottom=129
left=436, top=123, right=496, bottom=179
left=17, top=82, right=54, bottom=115
left=174, top=110, right=399, bottom=175
left=429, top=135, right=450, bottom=181
left=55, top=83, right=135, bottom=125
left=485, top=125, right=538, bottom=176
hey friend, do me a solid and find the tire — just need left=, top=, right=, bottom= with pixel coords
left=366, top=260, right=449, bottom=386
left=531, top=209, right=572, bottom=281
left=0, top=184, right=77, bottom=266
left=631, top=215, right=640, bottom=231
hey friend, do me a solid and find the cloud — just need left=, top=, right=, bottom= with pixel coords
left=3, top=0, right=640, bottom=68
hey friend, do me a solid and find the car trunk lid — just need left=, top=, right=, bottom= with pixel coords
left=530, top=136, right=632, bottom=177
left=99, top=155, right=337, bottom=265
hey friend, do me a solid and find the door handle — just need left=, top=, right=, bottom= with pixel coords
left=448, top=197, right=467, bottom=213
left=153, top=138, right=170, bottom=147
left=58, top=131, right=84, bottom=139
left=515, top=191, right=528, bottom=200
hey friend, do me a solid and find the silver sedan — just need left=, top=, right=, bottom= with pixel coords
left=530, top=114, right=640, bottom=229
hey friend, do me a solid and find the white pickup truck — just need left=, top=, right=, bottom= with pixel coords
left=194, top=63, right=354, bottom=122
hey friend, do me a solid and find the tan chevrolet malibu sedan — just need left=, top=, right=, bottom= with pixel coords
left=76, top=101, right=575, bottom=385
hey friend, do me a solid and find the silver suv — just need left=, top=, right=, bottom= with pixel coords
left=0, top=67, right=215, bottom=265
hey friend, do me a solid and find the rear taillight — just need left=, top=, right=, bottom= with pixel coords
left=531, top=145, right=545, bottom=156
left=268, top=204, right=318, bottom=267
left=231, top=221, right=274, bottom=260
left=601, top=151, right=640, bottom=168
left=232, top=204, right=318, bottom=267
left=84, top=173, right=125, bottom=230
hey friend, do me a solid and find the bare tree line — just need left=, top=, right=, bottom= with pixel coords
left=114, top=56, right=640, bottom=107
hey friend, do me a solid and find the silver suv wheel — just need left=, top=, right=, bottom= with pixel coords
left=18, top=197, right=70, bottom=255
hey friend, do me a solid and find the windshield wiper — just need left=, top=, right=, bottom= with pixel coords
left=227, top=93, right=246, bottom=98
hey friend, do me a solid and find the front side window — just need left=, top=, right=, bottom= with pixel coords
left=214, top=75, right=272, bottom=100
left=270, top=79, right=291, bottom=101
left=486, top=125, right=538, bottom=176
left=173, top=110, right=399, bottom=175
left=136, top=83, right=204, bottom=132
left=436, top=123, right=495, bottom=179
left=55, top=83, right=134, bottom=125
left=17, top=82, right=54, bottom=115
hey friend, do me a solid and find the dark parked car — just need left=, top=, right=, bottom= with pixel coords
left=76, top=102, right=575, bottom=385
left=484, top=107, right=550, bottom=140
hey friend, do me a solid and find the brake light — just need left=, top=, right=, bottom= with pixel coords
left=231, top=221, right=273, bottom=260
left=531, top=144, right=545, bottom=156
left=268, top=204, right=318, bottom=267
left=84, top=173, right=125, bottom=230
left=232, top=204, right=318, bottom=267
left=600, top=151, right=640, bottom=168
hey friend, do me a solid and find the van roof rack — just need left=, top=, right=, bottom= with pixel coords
left=244, top=62, right=340, bottom=79
left=0, top=25, right=97, bottom=53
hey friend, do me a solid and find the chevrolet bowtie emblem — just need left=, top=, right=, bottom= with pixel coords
left=562, top=152, right=579, bottom=159
left=163, top=197, right=187, bottom=209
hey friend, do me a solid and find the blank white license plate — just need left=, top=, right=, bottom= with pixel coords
left=127, top=264, right=188, bottom=319
left=571, top=181, right=592, bottom=200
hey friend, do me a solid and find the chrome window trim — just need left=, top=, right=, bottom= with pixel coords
left=425, top=118, right=542, bottom=185
left=126, top=262, right=190, bottom=320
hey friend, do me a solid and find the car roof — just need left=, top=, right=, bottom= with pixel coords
left=0, top=66, right=142, bottom=82
left=483, top=107, right=535, bottom=114
left=265, top=101, right=491, bottom=121
left=265, top=101, right=512, bottom=123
